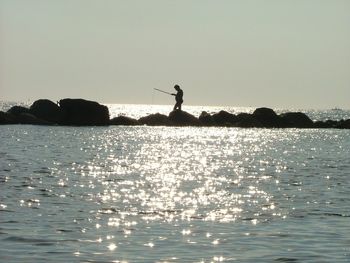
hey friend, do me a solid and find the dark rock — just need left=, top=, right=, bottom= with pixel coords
left=59, top=98, right=110, bottom=126
left=138, top=113, right=172, bottom=126
left=314, top=121, right=331, bottom=128
left=235, top=113, right=263, bottom=128
left=30, top=99, right=63, bottom=124
left=314, top=120, right=342, bottom=128
left=253, top=107, right=282, bottom=128
left=7, top=106, right=30, bottom=116
left=326, top=120, right=339, bottom=128
left=110, top=116, right=139, bottom=126
left=3, top=101, right=347, bottom=129
left=280, top=112, right=314, bottom=128
left=17, top=113, right=53, bottom=125
left=336, top=119, right=350, bottom=129
left=211, top=110, right=237, bottom=126
left=0, top=111, right=17, bottom=124
left=168, top=110, right=201, bottom=126
left=199, top=111, right=215, bottom=126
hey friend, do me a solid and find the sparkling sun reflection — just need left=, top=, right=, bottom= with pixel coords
left=66, top=127, right=285, bottom=231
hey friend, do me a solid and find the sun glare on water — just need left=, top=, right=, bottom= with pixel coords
left=67, top=126, right=286, bottom=229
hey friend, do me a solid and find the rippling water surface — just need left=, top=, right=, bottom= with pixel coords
left=1, top=104, right=350, bottom=262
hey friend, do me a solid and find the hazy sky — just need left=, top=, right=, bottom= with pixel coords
left=1, top=0, right=349, bottom=108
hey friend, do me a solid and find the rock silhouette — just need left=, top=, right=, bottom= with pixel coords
left=280, top=112, right=314, bottom=128
left=252, top=107, right=282, bottom=128
left=212, top=110, right=237, bottom=126
left=235, top=113, right=263, bottom=128
left=30, top=99, right=63, bottom=124
left=110, top=116, right=139, bottom=126
left=0, top=111, right=16, bottom=124
left=7, top=105, right=30, bottom=116
left=5, top=105, right=53, bottom=125
left=1, top=100, right=349, bottom=129
left=59, top=99, right=109, bottom=126
left=199, top=111, right=216, bottom=126
left=16, top=113, right=53, bottom=125
left=338, top=119, right=350, bottom=129
left=168, top=110, right=202, bottom=126
left=138, top=113, right=173, bottom=126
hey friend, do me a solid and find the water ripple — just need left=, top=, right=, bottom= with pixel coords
left=1, top=125, right=349, bottom=262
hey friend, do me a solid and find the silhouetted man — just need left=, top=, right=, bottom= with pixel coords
left=172, top=84, right=183, bottom=111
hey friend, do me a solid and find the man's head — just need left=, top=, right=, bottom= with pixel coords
left=174, top=84, right=180, bottom=91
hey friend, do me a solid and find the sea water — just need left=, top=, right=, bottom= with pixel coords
left=0, top=103, right=350, bottom=262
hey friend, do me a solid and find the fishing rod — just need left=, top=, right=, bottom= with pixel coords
left=154, top=88, right=173, bottom=96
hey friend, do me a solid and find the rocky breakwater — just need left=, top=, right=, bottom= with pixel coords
left=198, top=107, right=349, bottom=129
left=0, top=99, right=109, bottom=126
left=1, top=100, right=349, bottom=129
left=111, top=107, right=349, bottom=129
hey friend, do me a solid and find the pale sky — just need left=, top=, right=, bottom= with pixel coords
left=1, top=0, right=349, bottom=109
